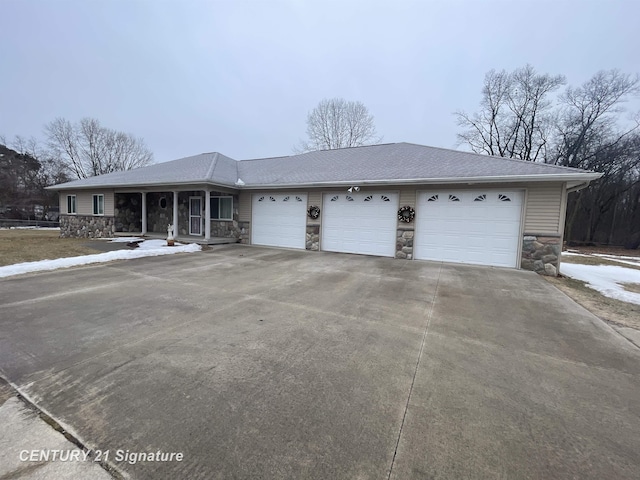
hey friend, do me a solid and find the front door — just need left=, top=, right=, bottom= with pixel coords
left=189, top=197, right=202, bottom=235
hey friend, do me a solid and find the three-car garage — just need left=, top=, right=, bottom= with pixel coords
left=251, top=189, right=524, bottom=269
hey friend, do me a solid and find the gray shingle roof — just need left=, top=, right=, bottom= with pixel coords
left=51, top=142, right=599, bottom=190
left=51, top=152, right=238, bottom=189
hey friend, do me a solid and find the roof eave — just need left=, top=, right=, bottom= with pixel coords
left=47, top=172, right=603, bottom=191
left=47, top=179, right=240, bottom=191
left=239, top=173, right=604, bottom=189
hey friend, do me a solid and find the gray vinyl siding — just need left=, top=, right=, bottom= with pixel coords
left=307, top=192, right=322, bottom=209
left=397, top=187, right=416, bottom=229
left=59, top=194, right=73, bottom=214
left=398, top=188, right=415, bottom=207
left=523, top=183, right=563, bottom=234
left=59, top=190, right=115, bottom=216
left=238, top=191, right=251, bottom=222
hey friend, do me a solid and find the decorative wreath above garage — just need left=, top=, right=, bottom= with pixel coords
left=398, top=205, right=415, bottom=223
left=307, top=205, right=321, bottom=219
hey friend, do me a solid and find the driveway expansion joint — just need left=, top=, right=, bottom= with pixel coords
left=387, top=262, right=442, bottom=480
left=0, top=373, right=123, bottom=480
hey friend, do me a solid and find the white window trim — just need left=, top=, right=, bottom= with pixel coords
left=66, top=195, right=76, bottom=214
left=93, top=194, right=105, bottom=216
left=210, top=196, right=233, bottom=221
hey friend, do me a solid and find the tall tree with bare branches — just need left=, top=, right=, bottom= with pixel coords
left=456, top=67, right=640, bottom=248
left=456, top=65, right=565, bottom=162
left=45, top=117, right=154, bottom=179
left=295, top=98, right=381, bottom=152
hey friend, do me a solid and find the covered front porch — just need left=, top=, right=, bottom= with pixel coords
left=114, top=188, right=242, bottom=243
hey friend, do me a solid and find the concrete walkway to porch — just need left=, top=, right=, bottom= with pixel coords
left=114, top=232, right=239, bottom=245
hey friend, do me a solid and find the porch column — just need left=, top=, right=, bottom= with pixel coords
left=204, top=190, right=211, bottom=241
left=141, top=192, right=147, bottom=235
left=173, top=191, right=179, bottom=237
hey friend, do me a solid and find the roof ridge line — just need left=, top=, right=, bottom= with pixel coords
left=205, top=153, right=219, bottom=181
left=239, top=142, right=400, bottom=162
left=401, top=142, right=585, bottom=173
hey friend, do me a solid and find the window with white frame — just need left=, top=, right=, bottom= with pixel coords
left=210, top=196, right=233, bottom=220
left=66, top=195, right=76, bottom=214
left=93, top=194, right=104, bottom=215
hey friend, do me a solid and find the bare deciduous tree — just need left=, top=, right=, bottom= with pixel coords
left=551, top=70, right=639, bottom=168
left=45, top=117, right=154, bottom=178
left=456, top=66, right=640, bottom=248
left=550, top=70, right=640, bottom=243
left=456, top=65, right=565, bottom=161
left=295, top=98, right=382, bottom=152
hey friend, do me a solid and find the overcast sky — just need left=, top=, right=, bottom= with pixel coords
left=1, top=0, right=637, bottom=162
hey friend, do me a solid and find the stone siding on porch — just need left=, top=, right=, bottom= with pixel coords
left=114, top=193, right=142, bottom=232
left=146, top=192, right=174, bottom=234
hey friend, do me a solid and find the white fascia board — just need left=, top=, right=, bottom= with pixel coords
left=48, top=181, right=238, bottom=191
left=238, top=173, right=603, bottom=189
left=47, top=172, right=602, bottom=191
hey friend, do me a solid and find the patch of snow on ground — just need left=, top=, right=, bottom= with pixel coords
left=562, top=251, right=589, bottom=257
left=560, top=263, right=640, bottom=305
left=0, top=240, right=201, bottom=279
left=591, top=253, right=640, bottom=267
left=108, top=237, right=145, bottom=242
left=1, top=226, right=61, bottom=230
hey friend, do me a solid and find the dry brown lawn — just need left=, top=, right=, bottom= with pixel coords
left=0, top=229, right=99, bottom=266
left=546, top=276, right=640, bottom=330
left=549, top=250, right=640, bottom=331
left=566, top=245, right=640, bottom=257
left=561, top=253, right=640, bottom=271
left=622, top=283, right=640, bottom=294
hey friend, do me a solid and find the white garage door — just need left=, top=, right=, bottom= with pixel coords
left=414, top=190, right=523, bottom=268
left=322, top=192, right=398, bottom=257
left=252, top=194, right=307, bottom=249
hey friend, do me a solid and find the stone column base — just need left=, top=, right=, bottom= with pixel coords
left=396, top=228, right=414, bottom=259
left=521, top=234, right=561, bottom=276
left=306, top=224, right=320, bottom=251
left=238, top=221, right=251, bottom=244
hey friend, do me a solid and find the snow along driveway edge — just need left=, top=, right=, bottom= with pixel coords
left=560, top=262, right=640, bottom=306
left=0, top=239, right=201, bottom=279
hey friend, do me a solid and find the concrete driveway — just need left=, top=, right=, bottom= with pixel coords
left=0, top=245, right=639, bottom=479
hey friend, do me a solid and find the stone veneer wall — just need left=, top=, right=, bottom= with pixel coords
left=146, top=192, right=174, bottom=233
left=396, top=227, right=414, bottom=259
left=114, top=193, right=142, bottom=232
left=306, top=224, right=320, bottom=251
left=521, top=234, right=561, bottom=276
left=177, top=192, right=194, bottom=236
left=238, top=221, right=250, bottom=244
left=60, top=215, right=115, bottom=238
